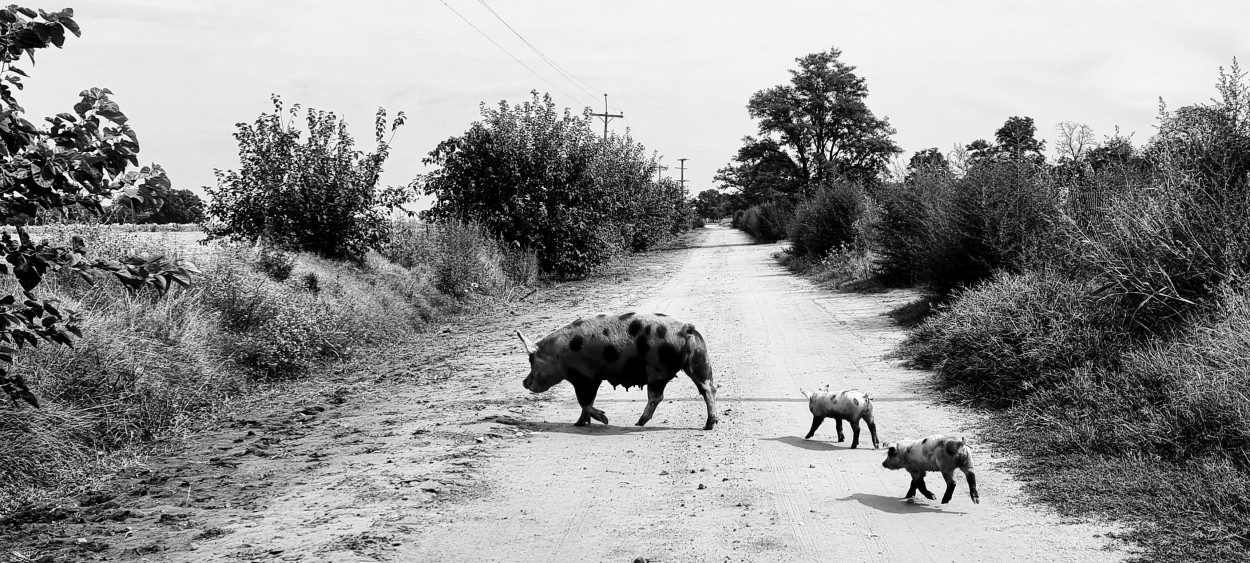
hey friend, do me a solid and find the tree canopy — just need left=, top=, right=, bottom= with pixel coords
left=744, top=47, right=901, bottom=188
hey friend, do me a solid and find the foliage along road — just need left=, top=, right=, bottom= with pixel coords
left=0, top=225, right=1123, bottom=562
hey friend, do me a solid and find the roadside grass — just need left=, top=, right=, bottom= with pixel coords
left=895, top=270, right=1250, bottom=560
left=776, top=245, right=882, bottom=291
left=0, top=220, right=537, bottom=513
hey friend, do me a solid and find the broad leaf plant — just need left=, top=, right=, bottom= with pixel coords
left=0, top=5, right=196, bottom=408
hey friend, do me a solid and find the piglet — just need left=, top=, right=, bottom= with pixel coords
left=800, top=385, right=879, bottom=449
left=881, top=435, right=980, bottom=504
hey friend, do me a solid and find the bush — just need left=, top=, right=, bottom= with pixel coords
left=787, top=181, right=866, bottom=256
left=872, top=161, right=1063, bottom=295
left=898, top=269, right=1129, bottom=406
left=255, top=245, right=296, bottom=281
left=738, top=201, right=793, bottom=243
left=206, top=96, right=413, bottom=262
left=422, top=92, right=686, bottom=279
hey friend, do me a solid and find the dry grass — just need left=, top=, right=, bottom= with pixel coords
left=0, top=219, right=538, bottom=512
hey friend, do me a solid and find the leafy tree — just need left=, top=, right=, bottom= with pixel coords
left=422, top=91, right=683, bottom=278
left=713, top=136, right=803, bottom=210
left=745, top=47, right=901, bottom=188
left=693, top=189, right=726, bottom=220
left=206, top=96, right=413, bottom=262
left=147, top=188, right=204, bottom=224
left=107, top=188, right=205, bottom=224
left=0, top=6, right=195, bottom=408
left=994, top=116, right=1046, bottom=164
left=904, top=147, right=951, bottom=183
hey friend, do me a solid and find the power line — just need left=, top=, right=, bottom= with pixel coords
left=438, top=0, right=593, bottom=109
left=473, top=0, right=601, bottom=102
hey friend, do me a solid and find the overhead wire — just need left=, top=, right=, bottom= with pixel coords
left=437, top=0, right=594, bottom=110
left=470, top=0, right=624, bottom=115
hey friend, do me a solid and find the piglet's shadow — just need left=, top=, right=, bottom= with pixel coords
left=837, top=493, right=967, bottom=515
left=764, top=435, right=872, bottom=453
left=523, top=420, right=683, bottom=435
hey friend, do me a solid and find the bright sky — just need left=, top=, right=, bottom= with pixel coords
left=14, top=1, right=1250, bottom=208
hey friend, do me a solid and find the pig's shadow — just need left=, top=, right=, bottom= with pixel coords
left=838, top=493, right=968, bottom=515
left=765, top=435, right=871, bottom=453
left=524, top=420, right=683, bottom=435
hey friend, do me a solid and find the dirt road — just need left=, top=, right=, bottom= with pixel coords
left=0, top=225, right=1122, bottom=562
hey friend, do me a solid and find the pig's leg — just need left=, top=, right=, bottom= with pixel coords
left=687, top=368, right=718, bottom=430
left=962, top=467, right=980, bottom=504
left=572, top=379, right=608, bottom=426
left=940, top=468, right=958, bottom=504
left=637, top=378, right=671, bottom=426
left=805, top=416, right=825, bottom=439
left=835, top=416, right=846, bottom=443
left=910, top=470, right=936, bottom=500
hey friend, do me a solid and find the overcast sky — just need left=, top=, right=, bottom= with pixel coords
left=14, top=1, right=1250, bottom=207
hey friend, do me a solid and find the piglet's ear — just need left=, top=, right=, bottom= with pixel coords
left=516, top=330, right=536, bottom=355
left=887, top=445, right=897, bottom=455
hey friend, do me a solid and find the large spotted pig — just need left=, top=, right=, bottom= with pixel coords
left=517, top=312, right=718, bottom=430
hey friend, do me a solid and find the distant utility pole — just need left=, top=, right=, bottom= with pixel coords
left=677, top=158, right=689, bottom=192
left=591, top=93, right=623, bottom=142
left=656, top=162, right=668, bottom=183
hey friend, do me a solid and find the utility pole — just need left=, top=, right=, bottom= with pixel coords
left=591, top=93, right=623, bottom=143
left=656, top=161, right=668, bottom=183
left=677, top=158, right=689, bottom=193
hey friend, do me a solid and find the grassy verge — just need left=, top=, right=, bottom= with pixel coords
left=894, top=270, right=1250, bottom=560
left=0, top=220, right=536, bottom=513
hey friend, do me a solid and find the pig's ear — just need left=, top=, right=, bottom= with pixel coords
left=516, top=330, right=536, bottom=354
left=886, top=444, right=897, bottom=455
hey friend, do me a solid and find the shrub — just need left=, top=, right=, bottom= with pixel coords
left=206, top=96, right=414, bottom=262
left=872, top=161, right=1063, bottom=295
left=739, top=201, right=793, bottom=243
left=421, top=92, right=685, bottom=279
left=787, top=181, right=866, bottom=257
left=255, top=245, right=296, bottom=281
left=898, top=269, right=1129, bottom=406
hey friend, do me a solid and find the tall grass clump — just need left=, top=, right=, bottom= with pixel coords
left=381, top=217, right=538, bottom=300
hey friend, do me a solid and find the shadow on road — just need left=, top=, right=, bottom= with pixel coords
left=522, top=420, right=690, bottom=435
left=763, top=435, right=872, bottom=452
left=837, top=493, right=967, bottom=515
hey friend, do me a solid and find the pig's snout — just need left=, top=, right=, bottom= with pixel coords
left=523, top=376, right=533, bottom=390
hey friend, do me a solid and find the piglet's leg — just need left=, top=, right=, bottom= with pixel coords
left=849, top=418, right=862, bottom=449
left=637, top=379, right=670, bottom=426
left=572, top=379, right=608, bottom=426
left=865, top=416, right=880, bottom=449
left=804, top=416, right=824, bottom=439
left=835, top=417, right=846, bottom=442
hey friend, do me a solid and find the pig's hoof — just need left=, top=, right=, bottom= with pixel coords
left=574, top=420, right=590, bottom=427
left=635, top=417, right=649, bottom=427
left=590, top=411, right=609, bottom=425
left=971, top=494, right=980, bottom=504
left=703, top=417, right=717, bottom=430
left=922, top=491, right=936, bottom=501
